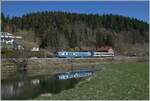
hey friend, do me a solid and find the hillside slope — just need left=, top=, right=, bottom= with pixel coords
left=1, top=11, right=149, bottom=55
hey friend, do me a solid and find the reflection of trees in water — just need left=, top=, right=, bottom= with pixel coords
left=39, top=76, right=58, bottom=93
left=2, top=76, right=80, bottom=100
left=38, top=76, right=79, bottom=94
left=2, top=79, right=36, bottom=99
left=1, top=83, right=14, bottom=99
left=1, top=80, right=25, bottom=99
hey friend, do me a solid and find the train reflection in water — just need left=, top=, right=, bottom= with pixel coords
left=56, top=69, right=93, bottom=80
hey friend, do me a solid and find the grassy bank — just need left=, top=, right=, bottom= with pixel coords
left=36, top=62, right=149, bottom=100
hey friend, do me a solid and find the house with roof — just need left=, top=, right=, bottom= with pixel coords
left=1, top=32, right=24, bottom=50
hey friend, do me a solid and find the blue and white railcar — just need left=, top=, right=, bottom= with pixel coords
left=93, top=52, right=114, bottom=57
left=57, top=51, right=92, bottom=58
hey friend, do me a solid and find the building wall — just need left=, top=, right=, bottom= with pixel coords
left=1, top=32, right=23, bottom=50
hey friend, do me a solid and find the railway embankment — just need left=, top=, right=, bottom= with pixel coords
left=1, top=60, right=18, bottom=80
left=1, top=56, right=148, bottom=80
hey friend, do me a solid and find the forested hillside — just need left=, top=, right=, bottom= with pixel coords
left=1, top=11, right=149, bottom=55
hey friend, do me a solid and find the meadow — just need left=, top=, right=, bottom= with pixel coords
left=36, top=61, right=149, bottom=100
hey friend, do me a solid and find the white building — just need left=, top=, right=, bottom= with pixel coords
left=1, top=32, right=14, bottom=44
left=1, top=32, right=22, bottom=44
left=1, top=32, right=23, bottom=49
left=31, top=47, right=39, bottom=51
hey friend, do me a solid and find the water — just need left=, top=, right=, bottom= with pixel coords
left=1, top=75, right=81, bottom=100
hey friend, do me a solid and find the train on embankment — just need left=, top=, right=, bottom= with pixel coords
left=56, top=46, right=114, bottom=58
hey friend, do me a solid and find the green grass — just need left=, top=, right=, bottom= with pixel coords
left=36, top=62, right=149, bottom=100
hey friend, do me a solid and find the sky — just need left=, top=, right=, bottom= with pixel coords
left=1, top=1, right=149, bottom=22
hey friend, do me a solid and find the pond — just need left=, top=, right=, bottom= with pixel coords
left=1, top=75, right=82, bottom=100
